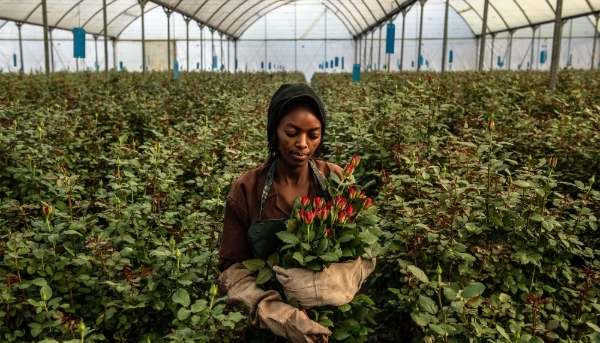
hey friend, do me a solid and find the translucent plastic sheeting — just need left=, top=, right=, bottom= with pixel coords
left=450, top=0, right=600, bottom=36
left=0, top=0, right=159, bottom=38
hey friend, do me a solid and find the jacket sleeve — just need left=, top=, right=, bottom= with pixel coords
left=218, top=195, right=254, bottom=271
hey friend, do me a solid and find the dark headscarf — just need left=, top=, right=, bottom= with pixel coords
left=267, top=83, right=326, bottom=155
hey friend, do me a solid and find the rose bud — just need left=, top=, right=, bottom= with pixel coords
left=343, top=164, right=355, bottom=177
left=44, top=205, right=52, bottom=216
left=326, top=201, right=332, bottom=210
left=549, top=157, right=557, bottom=168
left=304, top=211, right=314, bottom=224
left=364, top=198, right=373, bottom=208
left=348, top=187, right=356, bottom=199
left=297, top=209, right=305, bottom=221
left=359, top=190, right=366, bottom=198
left=61, top=166, right=67, bottom=174
left=428, top=75, right=434, bottom=83
left=313, top=197, right=323, bottom=209
left=337, top=210, right=346, bottom=224
left=487, top=119, right=495, bottom=132
left=351, top=155, right=360, bottom=167
left=334, top=196, right=347, bottom=209
left=301, top=195, right=310, bottom=208
left=325, top=228, right=331, bottom=238
left=346, top=204, right=354, bottom=218
left=320, top=207, right=328, bottom=221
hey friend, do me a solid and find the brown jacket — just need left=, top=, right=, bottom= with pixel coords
left=218, top=158, right=343, bottom=271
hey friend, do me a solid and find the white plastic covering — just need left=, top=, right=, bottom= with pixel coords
left=0, top=0, right=598, bottom=77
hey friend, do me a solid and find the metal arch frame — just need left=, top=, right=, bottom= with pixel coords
left=443, top=2, right=479, bottom=37
left=375, top=0, right=389, bottom=17
left=151, top=0, right=220, bottom=34
left=81, top=0, right=118, bottom=35
left=329, top=0, right=367, bottom=35
left=54, top=0, right=87, bottom=28
left=486, top=10, right=600, bottom=35
left=511, top=0, right=533, bottom=26
left=321, top=0, right=361, bottom=36
left=357, top=0, right=379, bottom=23
left=341, top=0, right=371, bottom=34
left=584, top=0, right=600, bottom=33
left=114, top=3, right=159, bottom=39
left=0, top=20, right=9, bottom=30
left=222, top=0, right=274, bottom=35
left=360, top=0, right=419, bottom=37
left=229, top=1, right=292, bottom=38
left=212, top=0, right=248, bottom=30
left=487, top=3, right=510, bottom=32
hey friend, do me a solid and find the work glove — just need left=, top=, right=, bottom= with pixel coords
left=272, top=257, right=376, bottom=309
left=217, top=263, right=331, bottom=343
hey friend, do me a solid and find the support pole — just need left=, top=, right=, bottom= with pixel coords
left=548, top=0, right=563, bottom=89
left=164, top=7, right=173, bottom=71
left=264, top=14, right=267, bottom=70
left=211, top=29, right=216, bottom=70
left=369, top=30, right=374, bottom=70
left=42, top=0, right=50, bottom=77
left=358, top=37, right=362, bottom=66
left=401, top=9, right=407, bottom=71
left=234, top=38, right=238, bottom=73
left=508, top=29, right=515, bottom=70
left=112, top=37, right=117, bottom=70
left=49, top=27, right=55, bottom=72
left=220, top=33, right=224, bottom=70
left=378, top=25, right=382, bottom=71
left=441, top=0, right=450, bottom=77
left=198, top=23, right=204, bottom=70
left=295, top=1, right=297, bottom=71
left=103, top=0, right=108, bottom=74
left=16, top=22, right=24, bottom=72
left=184, top=16, right=191, bottom=70
left=530, top=25, right=538, bottom=70
left=94, top=34, right=99, bottom=70
left=324, top=7, right=327, bottom=71
left=354, top=37, right=358, bottom=65
left=478, top=0, right=489, bottom=71
left=591, top=14, right=599, bottom=70
left=139, top=0, right=148, bottom=74
left=490, top=33, right=496, bottom=71
left=363, top=34, right=368, bottom=71
left=227, top=36, right=230, bottom=71
left=417, top=0, right=425, bottom=72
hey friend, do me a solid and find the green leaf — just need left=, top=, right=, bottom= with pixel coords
left=429, top=324, right=446, bottom=336
left=242, top=259, right=265, bottom=271
left=419, top=295, right=438, bottom=314
left=530, top=337, right=544, bottom=343
left=408, top=265, right=429, bottom=283
left=358, top=231, right=378, bottom=245
left=256, top=267, right=273, bottom=285
left=410, top=311, right=429, bottom=326
left=276, top=231, right=300, bottom=244
left=513, top=180, right=530, bottom=188
left=40, top=285, right=52, bottom=300
left=32, top=278, right=47, bottom=287
left=338, top=304, right=351, bottom=312
left=292, top=252, right=304, bottom=265
left=177, top=308, right=191, bottom=320
left=444, top=285, right=459, bottom=301
left=266, top=253, right=280, bottom=268
left=172, top=288, right=191, bottom=307
left=589, top=333, right=600, bottom=343
left=331, top=329, right=349, bottom=341
left=496, top=324, right=510, bottom=340
left=461, top=282, right=485, bottom=298
left=588, top=322, right=600, bottom=333
left=319, top=252, right=339, bottom=262
left=337, top=233, right=355, bottom=243
left=191, top=300, right=208, bottom=313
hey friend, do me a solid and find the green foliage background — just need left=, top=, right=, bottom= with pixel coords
left=0, top=70, right=599, bottom=342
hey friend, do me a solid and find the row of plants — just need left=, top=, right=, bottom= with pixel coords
left=1, top=69, right=599, bottom=342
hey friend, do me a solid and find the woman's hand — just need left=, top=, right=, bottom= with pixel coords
left=273, top=257, right=376, bottom=309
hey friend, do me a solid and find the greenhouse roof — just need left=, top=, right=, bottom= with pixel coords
left=0, top=0, right=598, bottom=40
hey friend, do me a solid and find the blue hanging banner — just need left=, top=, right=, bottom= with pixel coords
left=567, top=54, right=572, bottom=66
left=497, top=56, right=502, bottom=67
left=330, top=60, right=333, bottom=68
left=119, top=61, right=124, bottom=70
left=335, top=57, right=339, bottom=67
left=449, top=50, right=454, bottom=63
left=325, top=61, right=329, bottom=68
left=386, top=23, right=395, bottom=54
left=235, top=59, right=238, bottom=70
left=174, top=60, right=179, bottom=78
left=341, top=57, right=344, bottom=70
left=425, top=60, right=429, bottom=68
left=419, top=55, right=424, bottom=66
left=73, top=28, right=86, bottom=58
left=268, top=62, right=272, bottom=70
left=261, top=61, right=264, bottom=69
left=13, top=54, right=17, bottom=67
left=411, top=61, right=415, bottom=68
left=212, top=56, right=217, bottom=70
left=196, top=62, right=200, bottom=69
left=352, top=64, right=360, bottom=82
left=540, top=50, right=547, bottom=64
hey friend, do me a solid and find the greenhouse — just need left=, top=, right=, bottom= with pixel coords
left=1, top=1, right=600, bottom=343
left=0, top=0, right=599, bottom=79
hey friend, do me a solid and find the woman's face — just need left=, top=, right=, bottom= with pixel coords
left=276, top=105, right=322, bottom=169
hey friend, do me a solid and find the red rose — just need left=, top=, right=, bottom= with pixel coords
left=301, top=195, right=310, bottom=208
left=343, top=164, right=355, bottom=177
left=346, top=205, right=354, bottom=218
left=348, top=187, right=356, bottom=199
left=325, top=227, right=331, bottom=238
left=351, top=155, right=360, bottom=167
left=313, top=197, right=323, bottom=209
left=304, top=211, right=314, bottom=224
left=364, top=198, right=373, bottom=208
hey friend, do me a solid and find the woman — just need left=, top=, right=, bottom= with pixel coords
left=217, top=84, right=374, bottom=343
